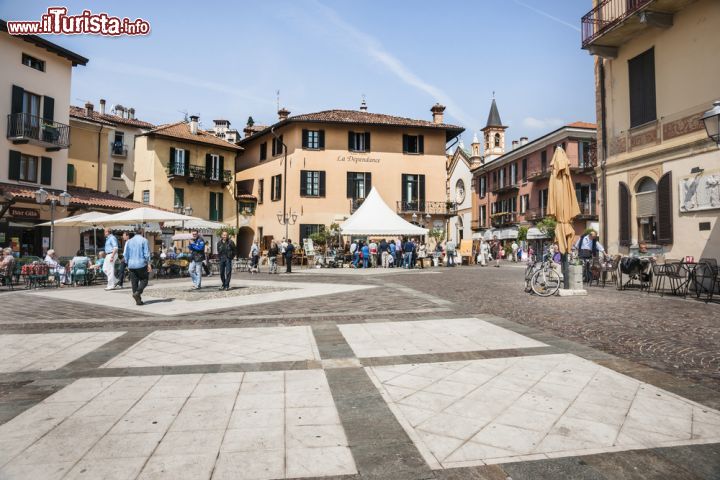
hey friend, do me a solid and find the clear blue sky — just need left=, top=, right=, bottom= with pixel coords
left=2, top=0, right=596, bottom=145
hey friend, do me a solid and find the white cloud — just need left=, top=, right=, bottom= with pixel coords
left=511, top=0, right=581, bottom=32
left=522, top=117, right=564, bottom=130
left=309, top=1, right=480, bottom=130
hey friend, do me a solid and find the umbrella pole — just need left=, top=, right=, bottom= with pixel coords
left=93, top=227, right=97, bottom=256
left=562, top=253, right=569, bottom=290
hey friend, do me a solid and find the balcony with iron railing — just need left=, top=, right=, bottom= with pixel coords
left=524, top=208, right=547, bottom=222
left=526, top=168, right=551, bottom=181
left=7, top=113, right=70, bottom=151
left=350, top=198, right=365, bottom=213
left=581, top=0, right=685, bottom=55
left=111, top=143, right=128, bottom=158
left=396, top=201, right=457, bottom=216
left=491, top=182, right=520, bottom=194
left=576, top=202, right=599, bottom=220
left=167, top=163, right=232, bottom=185
left=490, top=212, right=518, bottom=227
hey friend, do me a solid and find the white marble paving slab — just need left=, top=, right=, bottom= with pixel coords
left=30, top=278, right=375, bottom=316
left=339, top=318, right=547, bottom=358
left=101, top=326, right=321, bottom=368
left=367, top=354, right=720, bottom=469
left=0, top=370, right=356, bottom=479
left=0, top=332, right=125, bottom=373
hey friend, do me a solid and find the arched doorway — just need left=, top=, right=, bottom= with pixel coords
left=635, top=177, right=657, bottom=243
left=238, top=226, right=254, bottom=257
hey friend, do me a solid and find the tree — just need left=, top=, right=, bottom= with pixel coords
left=517, top=226, right=528, bottom=242
left=536, top=217, right=557, bottom=241
left=246, top=116, right=255, bottom=127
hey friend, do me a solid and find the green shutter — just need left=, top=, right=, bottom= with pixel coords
left=318, top=130, right=325, bottom=149
left=209, top=192, right=217, bottom=221
left=8, top=150, right=21, bottom=180
left=169, top=147, right=176, bottom=173
left=300, top=171, right=307, bottom=196
left=40, top=157, right=52, bottom=185
left=67, top=164, right=75, bottom=184
left=11, top=85, right=23, bottom=116
left=184, top=150, right=190, bottom=174
left=402, top=134, right=409, bottom=153
left=319, top=171, right=326, bottom=197
left=43, top=96, right=54, bottom=122
left=364, top=132, right=371, bottom=152
left=218, top=192, right=224, bottom=221
left=302, top=129, right=308, bottom=149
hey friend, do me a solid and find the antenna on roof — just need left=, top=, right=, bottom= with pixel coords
left=178, top=110, right=189, bottom=122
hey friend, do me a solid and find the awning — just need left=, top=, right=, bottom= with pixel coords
left=80, top=223, right=162, bottom=234
left=500, top=227, right=519, bottom=240
left=527, top=227, right=549, bottom=240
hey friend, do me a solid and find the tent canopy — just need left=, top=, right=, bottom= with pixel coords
left=88, top=207, right=198, bottom=227
left=340, top=187, right=428, bottom=236
left=38, top=211, right=106, bottom=227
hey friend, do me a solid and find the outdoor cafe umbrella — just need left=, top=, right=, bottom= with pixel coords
left=88, top=207, right=199, bottom=227
left=546, top=146, right=580, bottom=289
left=39, top=211, right=107, bottom=255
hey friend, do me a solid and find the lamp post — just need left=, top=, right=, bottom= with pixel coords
left=35, top=188, right=71, bottom=250
left=701, top=100, right=720, bottom=147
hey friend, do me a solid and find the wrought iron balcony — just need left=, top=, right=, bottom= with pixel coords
left=491, top=212, right=518, bottom=227
left=396, top=201, right=457, bottom=216
left=7, top=113, right=70, bottom=151
left=167, top=163, right=232, bottom=185
left=526, top=168, right=550, bottom=181
left=573, top=142, right=598, bottom=172
left=111, top=143, right=128, bottom=158
left=582, top=0, right=652, bottom=48
left=576, top=202, right=599, bottom=220
left=491, top=182, right=520, bottom=194
left=524, top=208, right=547, bottom=221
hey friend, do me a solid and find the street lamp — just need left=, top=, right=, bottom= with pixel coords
left=701, top=100, right=720, bottom=146
left=35, top=188, right=71, bottom=250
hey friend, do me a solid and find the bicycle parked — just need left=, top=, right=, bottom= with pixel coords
left=524, top=253, right=561, bottom=297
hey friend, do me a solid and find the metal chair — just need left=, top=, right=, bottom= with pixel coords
left=666, top=261, right=690, bottom=298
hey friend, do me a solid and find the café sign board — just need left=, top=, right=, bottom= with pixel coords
left=9, top=207, right=40, bottom=219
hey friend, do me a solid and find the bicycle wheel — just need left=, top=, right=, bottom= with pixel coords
left=531, top=268, right=561, bottom=297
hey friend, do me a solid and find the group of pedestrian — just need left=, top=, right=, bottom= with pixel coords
left=348, top=237, right=429, bottom=269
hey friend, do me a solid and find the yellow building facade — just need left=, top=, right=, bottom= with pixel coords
left=68, top=105, right=113, bottom=192
left=133, top=117, right=241, bottom=228
left=583, top=0, right=720, bottom=259
left=235, top=105, right=463, bottom=254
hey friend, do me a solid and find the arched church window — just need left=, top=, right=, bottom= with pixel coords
left=494, top=133, right=501, bottom=147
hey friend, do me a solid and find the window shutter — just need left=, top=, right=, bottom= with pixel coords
left=40, top=156, right=52, bottom=185
left=319, top=171, right=326, bottom=197
left=272, top=138, right=276, bottom=156
left=43, top=96, right=54, bottom=122
left=67, top=164, right=75, bottom=183
left=402, top=134, right=409, bottom=153
left=419, top=174, right=426, bottom=204
left=209, top=192, right=216, bottom=221
left=366, top=172, right=372, bottom=194
left=218, top=192, right=224, bottom=220
left=629, top=48, right=656, bottom=128
left=656, top=172, right=673, bottom=244
left=8, top=150, right=21, bottom=180
left=300, top=170, right=307, bottom=196
left=184, top=150, right=190, bottom=173
left=348, top=131, right=354, bottom=151
left=346, top=172, right=353, bottom=198
left=169, top=147, right=176, bottom=168
left=11, top=85, right=24, bottom=116
left=302, top=129, right=308, bottom=149
left=619, top=182, right=631, bottom=246
left=279, top=135, right=283, bottom=154
left=401, top=175, right=408, bottom=202
left=364, top=132, right=371, bottom=152
left=205, top=153, right=212, bottom=178
left=418, top=135, right=424, bottom=154
left=318, top=130, right=325, bottom=149
left=219, top=155, right=224, bottom=178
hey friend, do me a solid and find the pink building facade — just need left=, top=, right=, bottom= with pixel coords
left=471, top=122, right=598, bottom=243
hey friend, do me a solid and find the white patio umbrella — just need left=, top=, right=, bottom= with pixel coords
left=88, top=207, right=199, bottom=227
left=164, top=219, right=228, bottom=231
left=39, top=211, right=107, bottom=254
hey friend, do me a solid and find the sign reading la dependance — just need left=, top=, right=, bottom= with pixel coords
left=9, top=207, right=40, bottom=219
left=337, top=154, right=381, bottom=164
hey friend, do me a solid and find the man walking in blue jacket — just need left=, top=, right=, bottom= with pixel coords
left=188, top=230, right=205, bottom=289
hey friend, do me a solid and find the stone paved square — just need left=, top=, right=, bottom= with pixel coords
left=0, top=371, right=356, bottom=479
left=0, top=332, right=125, bottom=373
left=367, top=354, right=720, bottom=469
left=338, top=318, right=547, bottom=358
left=101, top=327, right=321, bottom=368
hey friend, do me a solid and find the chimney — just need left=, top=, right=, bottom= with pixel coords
left=189, top=115, right=199, bottom=135
left=512, top=140, right=519, bottom=150
left=128, top=108, right=135, bottom=120
left=115, top=104, right=125, bottom=118
left=430, top=103, right=446, bottom=124
left=360, top=98, right=367, bottom=111
left=99, top=99, right=106, bottom=115
left=278, top=108, right=290, bottom=121
left=84, top=102, right=93, bottom=116
left=520, top=136, right=528, bottom=146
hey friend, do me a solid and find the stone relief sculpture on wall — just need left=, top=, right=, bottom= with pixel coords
left=679, top=169, right=720, bottom=212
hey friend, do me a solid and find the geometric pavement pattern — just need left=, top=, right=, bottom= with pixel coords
left=101, top=327, right=321, bottom=368
left=366, top=353, right=720, bottom=469
left=0, top=332, right=125, bottom=373
left=338, top=318, right=547, bottom=358
left=0, top=370, right=355, bottom=480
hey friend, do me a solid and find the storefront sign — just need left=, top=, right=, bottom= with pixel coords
left=337, top=154, right=381, bottom=164
left=9, top=207, right=39, bottom=219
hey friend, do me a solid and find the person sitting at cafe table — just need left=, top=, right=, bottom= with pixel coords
left=1, top=247, right=16, bottom=281
left=44, top=249, right=68, bottom=285
left=89, top=251, right=106, bottom=271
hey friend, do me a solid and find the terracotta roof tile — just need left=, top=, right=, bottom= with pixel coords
left=567, top=121, right=597, bottom=129
left=0, top=183, right=158, bottom=211
left=143, top=122, right=243, bottom=150
left=241, top=110, right=464, bottom=143
left=69, top=105, right=155, bottom=129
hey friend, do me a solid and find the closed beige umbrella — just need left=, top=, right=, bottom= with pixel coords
left=547, top=147, right=580, bottom=288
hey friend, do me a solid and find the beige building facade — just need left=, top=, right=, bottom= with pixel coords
left=133, top=117, right=241, bottom=228
left=583, top=0, right=720, bottom=259
left=235, top=105, right=463, bottom=254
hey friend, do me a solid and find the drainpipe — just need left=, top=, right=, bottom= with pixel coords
left=599, top=60, right=609, bottom=244
left=96, top=125, right=104, bottom=191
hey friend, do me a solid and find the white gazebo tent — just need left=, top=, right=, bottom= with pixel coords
left=340, top=187, right=428, bottom=236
